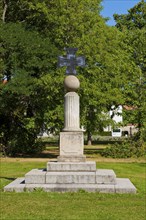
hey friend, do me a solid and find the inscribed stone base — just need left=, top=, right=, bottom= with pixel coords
left=59, top=131, right=85, bottom=162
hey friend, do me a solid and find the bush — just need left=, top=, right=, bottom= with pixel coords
left=0, top=132, right=45, bottom=157
left=97, top=131, right=111, bottom=136
left=101, top=139, right=146, bottom=158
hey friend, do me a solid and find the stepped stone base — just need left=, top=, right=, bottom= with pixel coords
left=4, top=161, right=136, bottom=194
left=4, top=177, right=136, bottom=193
left=47, top=161, right=96, bottom=171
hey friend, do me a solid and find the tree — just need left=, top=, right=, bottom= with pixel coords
left=0, top=0, right=29, bottom=23
left=114, top=0, right=146, bottom=30
left=0, top=22, right=62, bottom=155
left=22, top=0, right=134, bottom=144
left=114, top=0, right=146, bottom=142
left=0, top=0, right=139, bottom=150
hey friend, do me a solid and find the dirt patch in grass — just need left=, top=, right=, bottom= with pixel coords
left=1, top=156, right=145, bottom=163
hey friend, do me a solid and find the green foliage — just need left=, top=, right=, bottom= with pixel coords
left=97, top=131, right=111, bottom=136
left=2, top=136, right=44, bottom=157
left=1, top=0, right=134, bottom=150
left=114, top=0, right=146, bottom=143
left=114, top=0, right=146, bottom=30
left=101, top=139, right=146, bottom=158
left=0, top=22, right=61, bottom=156
left=1, top=0, right=145, bottom=155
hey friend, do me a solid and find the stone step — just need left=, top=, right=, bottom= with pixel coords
left=57, top=155, right=86, bottom=162
left=4, top=178, right=136, bottom=194
left=46, top=171, right=96, bottom=184
left=25, top=169, right=116, bottom=184
left=47, top=161, right=96, bottom=172
left=96, top=169, right=116, bottom=184
left=25, top=169, right=46, bottom=184
left=115, top=178, right=137, bottom=193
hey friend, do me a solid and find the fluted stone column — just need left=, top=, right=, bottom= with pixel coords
left=63, top=92, right=80, bottom=131
left=58, top=75, right=86, bottom=162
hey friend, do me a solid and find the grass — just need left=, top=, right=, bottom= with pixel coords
left=0, top=158, right=146, bottom=220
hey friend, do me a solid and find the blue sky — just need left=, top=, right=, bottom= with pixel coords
left=100, top=0, right=141, bottom=26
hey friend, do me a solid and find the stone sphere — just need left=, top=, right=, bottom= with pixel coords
left=64, top=75, right=80, bottom=91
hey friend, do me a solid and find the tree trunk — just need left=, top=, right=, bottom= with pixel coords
left=87, top=131, right=92, bottom=145
left=2, top=0, right=8, bottom=22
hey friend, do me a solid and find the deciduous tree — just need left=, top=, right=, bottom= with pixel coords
left=0, top=0, right=140, bottom=152
left=114, top=0, right=146, bottom=142
left=0, top=22, right=61, bottom=155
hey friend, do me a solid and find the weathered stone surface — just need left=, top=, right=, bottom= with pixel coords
left=4, top=178, right=25, bottom=192
left=64, top=75, right=80, bottom=92
left=96, top=184, right=115, bottom=193
left=96, top=169, right=116, bottom=184
left=57, top=155, right=86, bottom=162
left=25, top=169, right=46, bottom=184
left=47, top=161, right=96, bottom=172
left=43, top=184, right=97, bottom=192
left=63, top=92, right=80, bottom=131
left=4, top=177, right=137, bottom=193
left=25, top=184, right=114, bottom=193
left=59, top=131, right=85, bottom=162
left=46, top=172, right=96, bottom=184
left=115, top=178, right=136, bottom=194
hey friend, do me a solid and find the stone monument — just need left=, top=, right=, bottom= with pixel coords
left=4, top=48, right=136, bottom=193
left=58, top=48, right=85, bottom=163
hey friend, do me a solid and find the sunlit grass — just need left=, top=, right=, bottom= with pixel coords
left=0, top=160, right=146, bottom=220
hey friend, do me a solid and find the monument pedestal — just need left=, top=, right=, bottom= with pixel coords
left=3, top=52, right=137, bottom=194
left=4, top=161, right=136, bottom=193
left=58, top=131, right=86, bottom=162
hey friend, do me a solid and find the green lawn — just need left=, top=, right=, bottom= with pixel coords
left=0, top=160, right=146, bottom=220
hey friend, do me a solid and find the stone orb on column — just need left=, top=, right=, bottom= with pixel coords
left=64, top=75, right=80, bottom=92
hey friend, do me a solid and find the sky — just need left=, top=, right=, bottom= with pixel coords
left=100, top=0, right=141, bottom=26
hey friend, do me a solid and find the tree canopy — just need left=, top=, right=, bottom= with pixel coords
left=114, top=0, right=146, bottom=141
left=114, top=0, right=146, bottom=30
left=0, top=22, right=63, bottom=155
left=0, top=0, right=145, bottom=155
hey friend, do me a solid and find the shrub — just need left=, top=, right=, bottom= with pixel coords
left=0, top=132, right=45, bottom=157
left=97, top=131, right=111, bottom=136
left=9, top=138, right=44, bottom=157
left=101, top=139, right=146, bottom=158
